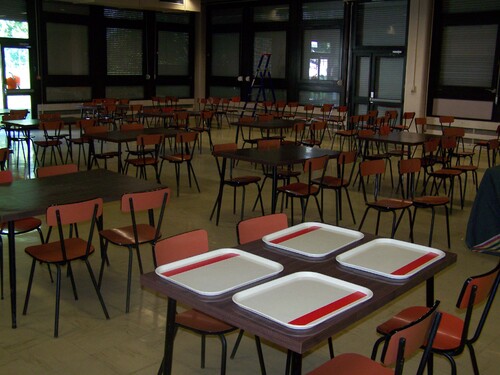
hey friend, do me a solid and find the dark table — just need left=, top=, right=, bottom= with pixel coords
left=0, top=169, right=165, bottom=328
left=357, top=131, right=428, bottom=158
left=141, top=233, right=457, bottom=375
left=213, top=145, right=339, bottom=219
left=87, top=127, right=178, bottom=173
left=231, top=118, right=299, bottom=145
left=1, top=117, right=81, bottom=177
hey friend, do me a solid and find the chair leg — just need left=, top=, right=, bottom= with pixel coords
left=0, top=236, right=3, bottom=299
left=230, top=329, right=245, bottom=359
left=357, top=207, right=370, bottom=232
left=466, top=342, right=480, bottom=375
left=328, top=337, right=334, bottom=358
left=126, top=247, right=134, bottom=313
left=344, top=188, right=356, bottom=224
left=218, top=334, right=228, bottom=375
left=54, top=265, right=62, bottom=337
left=23, top=259, right=37, bottom=315
left=444, top=205, right=451, bottom=248
left=255, top=335, right=267, bottom=375
left=67, top=263, right=79, bottom=300
left=84, top=259, right=110, bottom=320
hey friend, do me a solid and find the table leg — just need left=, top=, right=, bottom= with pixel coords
left=8, top=221, right=17, bottom=328
left=25, top=129, right=32, bottom=179
left=426, top=276, right=434, bottom=307
left=235, top=125, right=241, bottom=144
left=289, top=351, right=302, bottom=375
left=117, top=143, right=123, bottom=173
left=271, top=166, right=278, bottom=214
left=87, top=139, right=95, bottom=170
left=160, top=297, right=177, bottom=375
left=214, top=157, right=227, bottom=224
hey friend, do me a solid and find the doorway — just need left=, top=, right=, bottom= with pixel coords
left=350, top=50, right=405, bottom=121
left=1, top=45, right=32, bottom=112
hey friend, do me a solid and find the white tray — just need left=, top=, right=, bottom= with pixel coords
left=262, top=222, right=364, bottom=257
left=232, top=272, right=372, bottom=330
left=155, top=248, right=283, bottom=296
left=336, top=238, right=445, bottom=279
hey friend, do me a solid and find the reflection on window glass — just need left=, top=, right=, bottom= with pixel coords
left=5, top=48, right=31, bottom=90
left=0, top=20, right=29, bottom=38
left=107, top=28, right=143, bottom=75
left=212, top=33, right=240, bottom=77
left=158, top=31, right=189, bottom=76
left=303, top=29, right=341, bottom=81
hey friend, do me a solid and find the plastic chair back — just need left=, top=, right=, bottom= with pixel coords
left=37, top=164, right=78, bottom=178
left=155, top=229, right=209, bottom=265
left=121, top=122, right=144, bottom=131
left=121, top=187, right=170, bottom=213
left=237, top=213, right=288, bottom=245
left=46, top=197, right=103, bottom=227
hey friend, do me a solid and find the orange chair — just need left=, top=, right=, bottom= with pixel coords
left=99, top=187, right=170, bottom=312
left=230, top=214, right=289, bottom=371
left=84, top=125, right=120, bottom=170
left=171, top=110, right=190, bottom=130
left=154, top=229, right=265, bottom=375
left=281, top=121, right=306, bottom=146
left=276, top=155, right=329, bottom=225
left=398, top=158, right=450, bottom=248
left=22, top=198, right=109, bottom=337
left=0, top=147, right=10, bottom=170
left=313, top=150, right=357, bottom=226
left=190, top=110, right=214, bottom=152
left=66, top=118, right=95, bottom=166
left=36, top=163, right=78, bottom=178
left=160, top=131, right=200, bottom=196
left=393, top=111, right=415, bottom=132
left=0, top=170, right=44, bottom=299
left=439, top=115, right=454, bottom=132
left=302, top=120, right=327, bottom=147
left=282, top=101, right=299, bottom=120
left=332, top=114, right=359, bottom=151
left=34, top=120, right=66, bottom=166
left=309, top=302, right=442, bottom=375
left=357, top=159, right=413, bottom=239
left=472, top=124, right=500, bottom=167
left=124, top=134, right=164, bottom=183
left=414, top=117, right=427, bottom=134
left=239, top=115, right=261, bottom=149
left=302, top=104, right=315, bottom=123
left=209, top=143, right=264, bottom=226
left=372, top=262, right=500, bottom=375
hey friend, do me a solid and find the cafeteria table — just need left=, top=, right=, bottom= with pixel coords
left=213, top=144, right=339, bottom=218
left=86, top=127, right=178, bottom=173
left=1, top=117, right=81, bottom=177
left=0, top=169, right=165, bottom=329
left=357, top=131, right=428, bottom=159
left=141, top=227, right=457, bottom=375
left=231, top=118, right=300, bottom=145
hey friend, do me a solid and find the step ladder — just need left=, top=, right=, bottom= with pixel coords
left=242, top=53, right=276, bottom=117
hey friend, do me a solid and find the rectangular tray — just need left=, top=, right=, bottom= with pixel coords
left=262, top=222, right=364, bottom=257
left=336, top=238, right=445, bottom=279
left=155, top=248, right=283, bottom=296
left=232, top=271, right=372, bottom=330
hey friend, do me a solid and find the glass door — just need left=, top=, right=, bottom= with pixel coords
left=2, top=45, right=32, bottom=112
left=350, top=50, right=405, bottom=120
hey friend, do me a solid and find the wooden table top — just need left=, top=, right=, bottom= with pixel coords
left=141, top=233, right=456, bottom=354
left=0, top=169, right=165, bottom=223
left=86, top=127, right=179, bottom=143
left=214, top=144, right=340, bottom=166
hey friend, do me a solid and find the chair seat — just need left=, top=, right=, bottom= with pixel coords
left=451, top=165, right=478, bottom=172
left=367, top=198, right=412, bottom=210
left=335, top=130, right=357, bottom=136
left=412, top=195, right=449, bottom=206
left=307, top=352, right=393, bottom=375
left=25, top=238, right=94, bottom=263
left=376, top=306, right=464, bottom=352
left=312, top=176, right=348, bottom=189
left=100, top=224, right=161, bottom=246
left=430, top=168, right=462, bottom=177
left=277, top=182, right=319, bottom=197
left=176, top=309, right=235, bottom=333
left=0, top=217, right=42, bottom=233
left=163, top=153, right=192, bottom=163
left=225, top=175, right=261, bottom=186
left=34, top=140, right=61, bottom=147
left=126, top=157, right=158, bottom=166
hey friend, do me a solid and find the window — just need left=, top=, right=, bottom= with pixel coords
left=158, top=31, right=189, bottom=76
left=212, top=33, right=240, bottom=77
left=106, top=28, right=143, bottom=75
left=254, top=31, right=286, bottom=79
left=0, top=0, right=28, bottom=38
left=254, top=5, right=289, bottom=22
left=47, top=23, right=89, bottom=75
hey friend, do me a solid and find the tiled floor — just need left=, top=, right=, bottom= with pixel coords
left=1, top=122, right=499, bottom=374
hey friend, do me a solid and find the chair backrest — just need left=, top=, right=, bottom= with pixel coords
left=84, top=125, right=108, bottom=136
left=398, top=158, right=422, bottom=199
left=402, top=111, right=415, bottom=128
left=359, top=159, right=387, bottom=202
left=303, top=155, right=329, bottom=192
left=9, top=109, right=28, bottom=118
left=336, top=150, right=358, bottom=183
left=212, top=143, right=237, bottom=175
left=239, top=116, right=255, bottom=123
left=137, top=133, right=164, bottom=147
left=258, top=114, right=274, bottom=122
left=257, top=138, right=280, bottom=150
left=237, top=213, right=288, bottom=245
left=76, top=118, right=96, bottom=132
left=46, top=198, right=103, bottom=260
left=0, top=148, right=9, bottom=169
left=0, top=169, right=13, bottom=184
left=175, top=131, right=198, bottom=152
left=40, top=120, right=63, bottom=132
left=2, top=113, right=25, bottom=121
left=121, top=187, right=171, bottom=245
left=37, top=164, right=78, bottom=178
left=121, top=122, right=144, bottom=131
left=415, top=117, right=427, bottom=133
left=439, top=115, right=454, bottom=126
left=154, top=229, right=209, bottom=266
left=455, top=261, right=500, bottom=345
left=380, top=301, right=441, bottom=375
left=39, top=113, right=61, bottom=120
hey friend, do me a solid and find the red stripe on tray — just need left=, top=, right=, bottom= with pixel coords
left=270, top=226, right=321, bottom=244
left=161, top=253, right=239, bottom=277
left=391, top=252, right=439, bottom=276
left=288, top=291, right=366, bottom=326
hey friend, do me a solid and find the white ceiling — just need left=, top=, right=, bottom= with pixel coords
left=52, top=0, right=201, bottom=13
